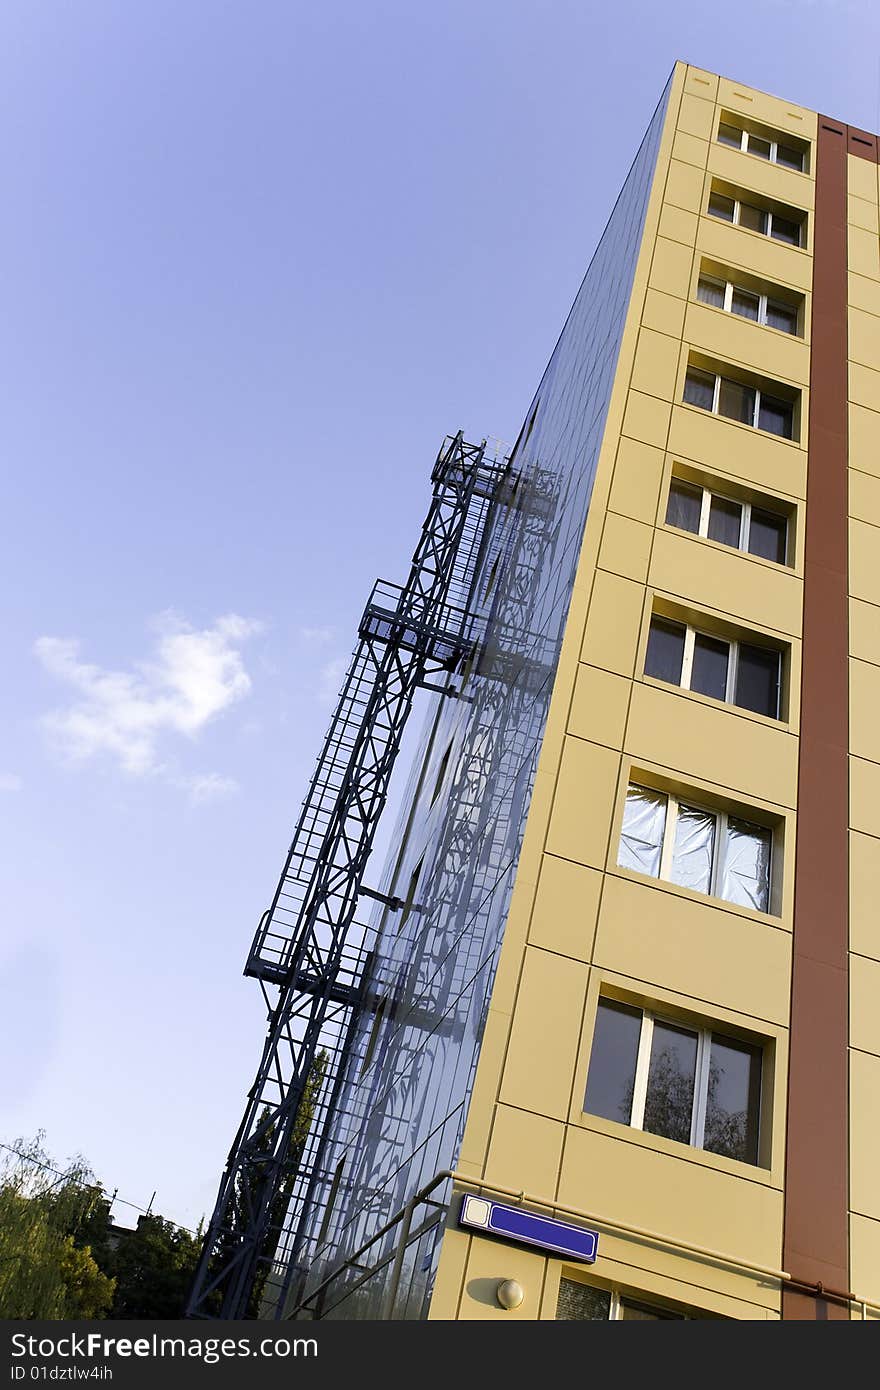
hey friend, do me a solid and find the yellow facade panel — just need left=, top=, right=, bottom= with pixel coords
left=649, top=529, right=804, bottom=638
left=455, top=1238, right=548, bottom=1321
left=850, top=518, right=880, bottom=606
left=850, top=470, right=880, bottom=530
left=678, top=90, right=716, bottom=141
left=849, top=271, right=880, bottom=317
left=568, top=662, right=630, bottom=751
left=595, top=873, right=792, bottom=1025
left=851, top=1215, right=880, bottom=1312
left=498, top=946, right=589, bottom=1121
left=667, top=406, right=807, bottom=498
left=597, top=511, right=653, bottom=584
left=849, top=403, right=880, bottom=479
left=850, top=1048, right=880, bottom=1223
left=642, top=287, right=687, bottom=341
left=657, top=202, right=698, bottom=249
left=848, top=152, right=880, bottom=206
left=608, top=436, right=666, bottom=524
left=851, top=754, right=880, bottom=839
left=672, top=129, right=707, bottom=171
left=850, top=597, right=880, bottom=667
left=697, top=217, right=813, bottom=292
left=848, top=193, right=880, bottom=235
left=851, top=658, right=880, bottom=763
left=715, top=77, right=817, bottom=143
left=580, top=570, right=645, bottom=677
left=625, top=681, right=798, bottom=809
left=850, top=360, right=880, bottom=411
left=849, top=308, right=880, bottom=372
left=648, top=235, right=695, bottom=299
left=545, top=736, right=620, bottom=871
left=632, top=326, right=683, bottom=402
left=664, top=158, right=705, bottom=215
left=527, top=852, right=603, bottom=963
left=558, top=1125, right=784, bottom=1293
left=851, top=830, right=880, bottom=961
left=851, top=954, right=880, bottom=1059
left=684, top=66, right=719, bottom=104
left=849, top=225, right=880, bottom=281
left=621, top=388, right=672, bottom=449
left=486, top=1104, right=567, bottom=1198
left=684, top=302, right=810, bottom=386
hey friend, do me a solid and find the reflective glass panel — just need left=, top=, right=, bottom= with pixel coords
left=737, top=202, right=765, bottom=233
left=618, top=785, right=667, bottom=878
left=776, top=142, right=804, bottom=171
left=721, top=818, right=772, bottom=912
left=704, top=1034, right=762, bottom=1164
left=747, top=133, right=772, bottom=160
left=758, top=393, right=793, bottom=438
left=735, top=643, right=780, bottom=718
left=645, top=617, right=686, bottom=685
left=765, top=299, right=798, bottom=334
left=643, top=1021, right=697, bottom=1145
left=690, top=632, right=730, bottom=701
left=748, top=507, right=787, bottom=564
left=708, top=192, right=735, bottom=222
left=707, top=494, right=742, bottom=548
left=621, top=1298, right=685, bottom=1320
left=717, top=122, right=742, bottom=148
left=718, top=377, right=756, bottom=425
left=683, top=368, right=715, bottom=411
left=770, top=214, right=800, bottom=245
left=670, top=803, right=716, bottom=894
left=665, top=479, right=702, bottom=533
left=584, top=1000, right=642, bottom=1125
left=697, top=277, right=725, bottom=308
left=731, top=288, right=759, bottom=321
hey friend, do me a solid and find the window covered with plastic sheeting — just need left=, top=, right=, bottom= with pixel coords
left=721, top=817, right=772, bottom=912
left=617, top=786, right=667, bottom=877
left=670, top=804, right=716, bottom=895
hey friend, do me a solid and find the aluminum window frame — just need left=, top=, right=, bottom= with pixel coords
left=696, top=273, right=800, bottom=336
left=684, top=366, right=795, bottom=439
left=718, top=121, right=807, bottom=172
left=707, top=191, right=804, bottom=247
left=666, top=476, right=790, bottom=565
left=646, top=614, right=782, bottom=719
left=619, top=782, right=774, bottom=913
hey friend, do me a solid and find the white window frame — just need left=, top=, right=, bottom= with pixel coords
left=557, top=1277, right=694, bottom=1321
left=718, top=121, right=806, bottom=172
left=628, top=1008, right=713, bottom=1148
left=684, top=367, right=794, bottom=438
left=707, top=192, right=803, bottom=247
left=697, top=274, right=799, bottom=335
left=620, top=784, right=774, bottom=911
left=647, top=616, right=782, bottom=719
left=667, top=477, right=789, bottom=564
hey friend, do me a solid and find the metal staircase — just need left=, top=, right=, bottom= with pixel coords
left=186, top=433, right=508, bottom=1319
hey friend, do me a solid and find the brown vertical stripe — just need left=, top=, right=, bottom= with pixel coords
left=782, top=118, right=851, bottom=1320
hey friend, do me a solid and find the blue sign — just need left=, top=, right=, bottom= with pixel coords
left=458, top=1193, right=599, bottom=1262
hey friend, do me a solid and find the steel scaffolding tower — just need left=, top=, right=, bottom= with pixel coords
left=187, top=433, right=508, bottom=1319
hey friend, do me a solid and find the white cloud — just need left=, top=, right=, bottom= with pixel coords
left=35, top=611, right=262, bottom=780
left=0, top=773, right=22, bottom=792
left=299, top=625, right=335, bottom=646
left=177, top=773, right=239, bottom=805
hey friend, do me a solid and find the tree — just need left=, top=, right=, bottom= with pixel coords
left=107, top=1214, right=203, bottom=1319
left=0, top=1134, right=115, bottom=1318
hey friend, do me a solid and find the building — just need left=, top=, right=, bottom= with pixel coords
left=189, top=61, right=880, bottom=1322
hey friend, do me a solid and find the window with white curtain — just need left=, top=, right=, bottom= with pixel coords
left=697, top=273, right=800, bottom=335
left=707, top=188, right=804, bottom=246
left=644, top=614, right=782, bottom=719
left=665, top=477, right=789, bottom=565
left=583, top=997, right=764, bottom=1165
left=684, top=365, right=795, bottom=439
left=617, top=783, right=773, bottom=913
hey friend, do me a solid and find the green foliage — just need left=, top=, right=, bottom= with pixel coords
left=0, top=1134, right=115, bottom=1319
left=107, top=1214, right=203, bottom=1319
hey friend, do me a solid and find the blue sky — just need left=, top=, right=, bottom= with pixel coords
left=1, top=1, right=877, bottom=1231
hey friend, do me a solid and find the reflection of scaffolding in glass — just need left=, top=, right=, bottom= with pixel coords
left=186, top=433, right=508, bottom=1320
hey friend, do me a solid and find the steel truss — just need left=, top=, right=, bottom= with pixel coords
left=186, top=433, right=507, bottom=1319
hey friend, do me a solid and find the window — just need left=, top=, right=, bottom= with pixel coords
left=430, top=741, right=453, bottom=806
left=707, top=189, right=804, bottom=246
left=684, top=366, right=795, bottom=439
left=556, top=1277, right=697, bottom=1321
left=697, top=273, right=799, bottom=335
left=717, top=119, right=806, bottom=172
left=666, top=477, right=789, bottom=564
left=645, top=615, right=782, bottom=718
left=617, top=783, right=773, bottom=912
left=584, top=998, right=763, bottom=1165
